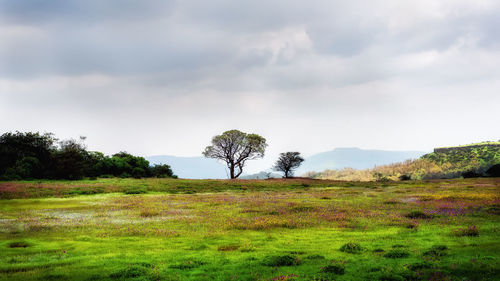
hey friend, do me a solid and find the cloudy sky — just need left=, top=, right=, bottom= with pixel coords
left=1, top=0, right=499, bottom=172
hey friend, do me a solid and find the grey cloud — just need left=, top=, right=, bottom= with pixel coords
left=0, top=0, right=176, bottom=24
left=1, top=0, right=499, bottom=164
left=2, top=0, right=499, bottom=80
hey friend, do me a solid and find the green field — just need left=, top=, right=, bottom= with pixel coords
left=0, top=178, right=499, bottom=280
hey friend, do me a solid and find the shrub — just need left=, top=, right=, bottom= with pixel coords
left=263, top=255, right=301, bottom=266
left=406, top=221, right=419, bottom=229
left=462, top=170, right=481, bottom=178
left=379, top=274, right=404, bottom=281
left=290, top=206, right=315, bottom=212
left=305, top=254, right=325, bottom=260
left=456, top=225, right=479, bottom=237
left=8, top=241, right=31, bottom=248
left=69, top=187, right=104, bottom=195
left=124, top=187, right=147, bottom=194
left=430, top=245, right=447, bottom=251
left=217, top=244, right=240, bottom=251
left=423, top=245, right=448, bottom=257
left=119, top=172, right=132, bottom=178
left=383, top=250, right=410, bottom=259
left=374, top=172, right=390, bottom=182
left=486, top=164, right=500, bottom=177
left=408, top=261, right=433, bottom=271
left=405, top=211, right=432, bottom=219
left=109, top=265, right=148, bottom=279
left=151, top=164, right=175, bottom=178
left=340, top=242, right=362, bottom=253
left=169, top=260, right=206, bottom=270
left=321, top=264, right=345, bottom=275
left=399, top=174, right=411, bottom=181
left=485, top=205, right=500, bottom=215
left=132, top=167, right=145, bottom=179
left=139, top=209, right=160, bottom=217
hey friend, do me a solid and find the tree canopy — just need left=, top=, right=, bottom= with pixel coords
left=0, top=131, right=176, bottom=180
left=203, top=130, right=267, bottom=179
left=273, top=152, right=305, bottom=178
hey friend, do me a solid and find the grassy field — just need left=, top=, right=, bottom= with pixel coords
left=0, top=178, right=499, bottom=281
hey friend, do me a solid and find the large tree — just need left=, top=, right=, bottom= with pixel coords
left=0, top=131, right=57, bottom=179
left=203, top=130, right=267, bottom=179
left=273, top=152, right=305, bottom=178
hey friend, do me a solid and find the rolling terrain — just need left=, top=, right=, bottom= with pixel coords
left=0, top=177, right=499, bottom=280
left=147, top=148, right=427, bottom=179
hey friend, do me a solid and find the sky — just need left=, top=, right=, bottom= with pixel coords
left=1, top=0, right=499, bottom=173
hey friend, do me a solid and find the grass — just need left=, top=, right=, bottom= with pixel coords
left=0, top=177, right=499, bottom=280
left=435, top=141, right=500, bottom=149
left=339, top=242, right=362, bottom=254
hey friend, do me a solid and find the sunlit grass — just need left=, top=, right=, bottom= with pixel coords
left=0, top=178, right=499, bottom=280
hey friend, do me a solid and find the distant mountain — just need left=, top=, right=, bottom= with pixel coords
left=147, top=148, right=428, bottom=179
left=297, top=147, right=427, bottom=175
left=240, top=171, right=282, bottom=179
left=146, top=155, right=227, bottom=179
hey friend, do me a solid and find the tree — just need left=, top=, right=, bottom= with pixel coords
left=0, top=131, right=57, bottom=179
left=486, top=164, right=500, bottom=177
left=53, top=137, right=88, bottom=180
left=273, top=152, right=305, bottom=178
left=150, top=164, right=176, bottom=178
left=203, top=130, right=267, bottom=179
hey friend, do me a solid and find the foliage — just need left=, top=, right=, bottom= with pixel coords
left=8, top=241, right=31, bottom=248
left=339, top=242, right=362, bottom=253
left=0, top=131, right=176, bottom=180
left=203, top=129, right=267, bottom=179
left=455, top=225, right=479, bottom=237
left=0, top=131, right=56, bottom=179
left=150, top=164, right=175, bottom=178
left=383, top=250, right=410, bottom=258
left=263, top=255, right=301, bottom=266
left=123, top=186, right=148, bottom=194
left=405, top=210, right=432, bottom=219
left=321, top=263, right=345, bottom=274
left=421, top=143, right=500, bottom=177
left=486, top=164, right=500, bottom=177
left=273, top=152, right=305, bottom=178
left=423, top=245, right=448, bottom=257
left=310, top=142, right=500, bottom=181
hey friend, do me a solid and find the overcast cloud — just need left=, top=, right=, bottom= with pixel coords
left=1, top=0, right=499, bottom=173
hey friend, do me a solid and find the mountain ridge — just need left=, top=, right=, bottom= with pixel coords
left=296, top=147, right=427, bottom=175
left=147, top=147, right=428, bottom=179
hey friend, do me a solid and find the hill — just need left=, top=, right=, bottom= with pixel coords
left=296, top=147, right=427, bottom=175
left=421, top=141, right=500, bottom=177
left=311, top=141, right=500, bottom=181
left=147, top=148, right=427, bottom=179
left=239, top=171, right=282, bottom=179
left=146, top=155, right=227, bottom=179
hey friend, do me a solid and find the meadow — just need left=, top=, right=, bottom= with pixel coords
left=0, top=178, right=499, bottom=281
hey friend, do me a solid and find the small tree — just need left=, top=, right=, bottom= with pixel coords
left=273, top=152, right=305, bottom=178
left=203, top=130, right=267, bottom=179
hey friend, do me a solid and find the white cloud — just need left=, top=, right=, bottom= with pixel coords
left=0, top=0, right=499, bottom=173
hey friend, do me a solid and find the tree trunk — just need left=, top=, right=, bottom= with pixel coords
left=229, top=164, right=235, bottom=179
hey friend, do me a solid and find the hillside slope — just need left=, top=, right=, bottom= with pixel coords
left=297, top=147, right=427, bottom=175
left=310, top=142, right=500, bottom=181
left=422, top=141, right=500, bottom=176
